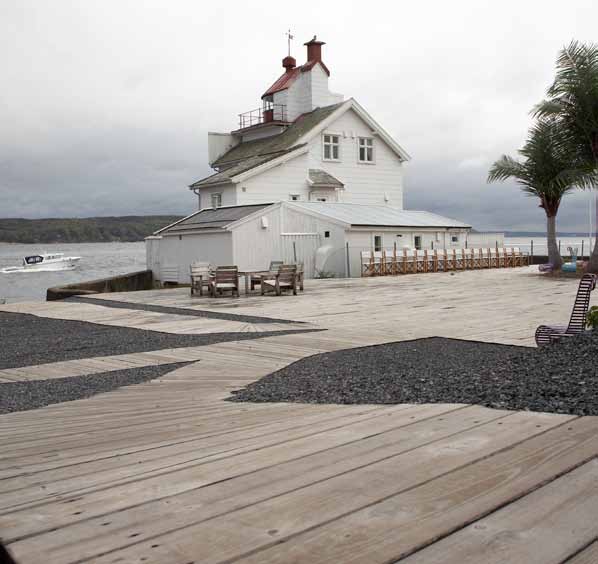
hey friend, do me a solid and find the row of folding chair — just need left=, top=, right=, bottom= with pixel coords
left=361, top=247, right=529, bottom=276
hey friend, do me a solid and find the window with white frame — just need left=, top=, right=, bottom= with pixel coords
left=358, top=137, right=374, bottom=163
left=211, top=193, right=222, bottom=209
left=289, top=194, right=300, bottom=201
left=374, top=235, right=383, bottom=252
left=323, top=134, right=340, bottom=161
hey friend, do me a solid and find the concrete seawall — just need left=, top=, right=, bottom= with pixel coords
left=46, top=270, right=154, bottom=301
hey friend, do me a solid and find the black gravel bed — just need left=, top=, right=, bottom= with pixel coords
left=68, top=296, right=301, bottom=324
left=0, top=362, right=190, bottom=414
left=0, top=311, right=318, bottom=370
left=229, top=331, right=598, bottom=416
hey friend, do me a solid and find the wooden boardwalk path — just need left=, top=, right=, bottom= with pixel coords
left=1, top=268, right=598, bottom=563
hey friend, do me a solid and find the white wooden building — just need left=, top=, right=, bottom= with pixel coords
left=147, top=202, right=471, bottom=282
left=148, top=36, right=474, bottom=281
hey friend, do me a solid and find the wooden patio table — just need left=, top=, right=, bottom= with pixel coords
left=238, top=270, right=277, bottom=295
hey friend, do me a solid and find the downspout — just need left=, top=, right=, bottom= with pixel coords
left=192, top=188, right=201, bottom=210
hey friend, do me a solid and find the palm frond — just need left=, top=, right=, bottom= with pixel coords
left=487, top=155, right=528, bottom=184
left=488, top=117, right=590, bottom=209
left=539, top=40, right=598, bottom=164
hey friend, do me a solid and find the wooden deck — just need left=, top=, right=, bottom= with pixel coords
left=1, top=267, right=598, bottom=563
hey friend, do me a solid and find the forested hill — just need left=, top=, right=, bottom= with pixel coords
left=0, top=216, right=183, bottom=244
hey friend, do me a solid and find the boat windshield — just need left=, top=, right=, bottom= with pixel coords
left=24, top=255, right=44, bottom=265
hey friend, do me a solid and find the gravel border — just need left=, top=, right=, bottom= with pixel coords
left=0, top=362, right=190, bottom=414
left=68, top=296, right=301, bottom=324
left=229, top=331, right=598, bottom=416
left=0, top=311, right=319, bottom=370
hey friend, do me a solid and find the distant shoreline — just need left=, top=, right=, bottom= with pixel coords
left=0, top=216, right=182, bottom=244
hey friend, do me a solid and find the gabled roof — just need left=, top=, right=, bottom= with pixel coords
left=262, top=67, right=301, bottom=98
left=190, top=98, right=410, bottom=190
left=212, top=102, right=344, bottom=167
left=287, top=202, right=471, bottom=229
left=262, top=61, right=330, bottom=99
left=308, top=169, right=344, bottom=187
left=189, top=149, right=300, bottom=189
left=155, top=204, right=273, bottom=235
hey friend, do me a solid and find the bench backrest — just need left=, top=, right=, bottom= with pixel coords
left=269, top=260, right=284, bottom=272
left=214, top=266, right=238, bottom=284
left=278, top=264, right=297, bottom=283
left=190, top=262, right=212, bottom=277
left=567, top=274, right=597, bottom=332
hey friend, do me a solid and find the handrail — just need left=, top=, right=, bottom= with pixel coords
left=238, top=104, right=287, bottom=129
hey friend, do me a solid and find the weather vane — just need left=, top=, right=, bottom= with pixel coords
left=285, top=29, right=294, bottom=56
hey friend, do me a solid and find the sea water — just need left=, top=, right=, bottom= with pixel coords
left=1, top=237, right=596, bottom=304
left=0, top=242, right=146, bottom=303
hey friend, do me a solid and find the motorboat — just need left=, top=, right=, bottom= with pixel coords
left=1, top=253, right=81, bottom=273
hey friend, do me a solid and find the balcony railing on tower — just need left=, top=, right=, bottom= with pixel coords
left=238, top=103, right=287, bottom=129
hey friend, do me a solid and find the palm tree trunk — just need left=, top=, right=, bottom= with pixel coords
left=546, top=213, right=563, bottom=270
left=587, top=192, right=598, bottom=273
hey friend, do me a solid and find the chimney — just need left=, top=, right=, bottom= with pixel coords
left=304, top=35, right=325, bottom=63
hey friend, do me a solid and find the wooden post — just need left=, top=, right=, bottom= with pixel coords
left=452, top=248, right=456, bottom=270
left=392, top=242, right=397, bottom=275
left=433, top=249, right=438, bottom=272
left=381, top=249, right=386, bottom=276
left=413, top=248, right=418, bottom=273
left=423, top=249, right=428, bottom=272
left=402, top=248, right=407, bottom=274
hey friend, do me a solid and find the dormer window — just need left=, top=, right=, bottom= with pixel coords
left=358, top=137, right=374, bottom=163
left=211, top=193, right=222, bottom=209
left=323, top=134, right=340, bottom=161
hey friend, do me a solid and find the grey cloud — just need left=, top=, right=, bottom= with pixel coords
left=1, top=0, right=598, bottom=233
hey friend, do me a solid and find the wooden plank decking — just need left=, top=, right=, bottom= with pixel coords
left=1, top=268, right=597, bottom=563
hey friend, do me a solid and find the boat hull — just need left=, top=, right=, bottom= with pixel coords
left=1, top=257, right=81, bottom=274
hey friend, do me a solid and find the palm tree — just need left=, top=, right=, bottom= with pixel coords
left=535, top=40, right=598, bottom=272
left=488, top=119, right=592, bottom=270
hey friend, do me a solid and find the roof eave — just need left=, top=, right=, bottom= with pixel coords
left=349, top=224, right=472, bottom=229
left=231, top=145, right=309, bottom=184
left=188, top=179, right=235, bottom=190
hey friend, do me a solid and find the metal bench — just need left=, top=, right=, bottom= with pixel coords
left=535, top=274, right=597, bottom=346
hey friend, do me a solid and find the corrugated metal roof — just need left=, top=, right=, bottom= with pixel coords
left=288, top=202, right=471, bottom=228
left=308, top=169, right=344, bottom=187
left=157, top=204, right=273, bottom=234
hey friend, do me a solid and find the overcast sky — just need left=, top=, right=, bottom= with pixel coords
left=1, top=0, right=597, bottom=231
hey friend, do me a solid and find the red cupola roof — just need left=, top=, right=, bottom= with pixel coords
left=262, top=35, right=329, bottom=99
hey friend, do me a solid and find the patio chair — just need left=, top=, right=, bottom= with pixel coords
left=535, top=273, right=597, bottom=346
left=250, top=260, right=283, bottom=291
left=209, top=265, right=239, bottom=298
left=190, top=262, right=213, bottom=296
left=294, top=262, right=304, bottom=291
left=261, top=264, right=298, bottom=296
